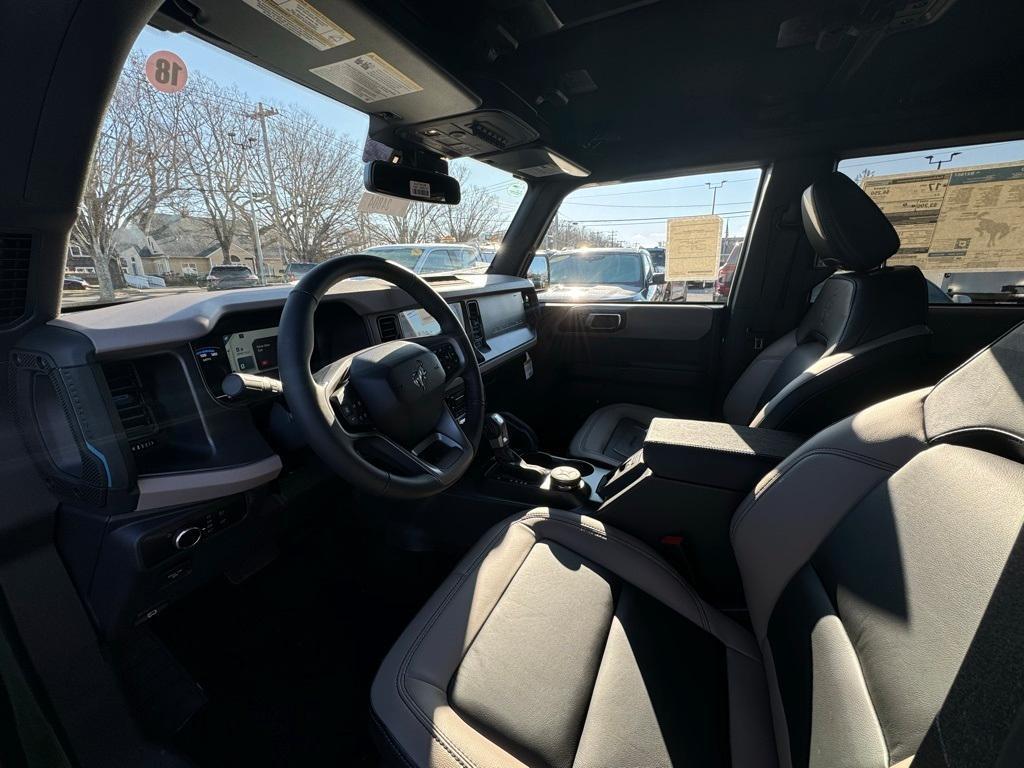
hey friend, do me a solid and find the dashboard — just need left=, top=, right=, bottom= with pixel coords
left=11, top=274, right=538, bottom=635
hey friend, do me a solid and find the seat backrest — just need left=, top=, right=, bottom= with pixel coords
left=731, top=320, right=1024, bottom=768
left=722, top=172, right=930, bottom=432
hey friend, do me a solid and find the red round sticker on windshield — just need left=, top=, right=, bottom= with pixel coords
left=145, top=51, right=188, bottom=93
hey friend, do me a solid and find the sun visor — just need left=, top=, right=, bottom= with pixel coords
left=155, top=0, right=479, bottom=124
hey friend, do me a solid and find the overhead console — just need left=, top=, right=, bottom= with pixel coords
left=396, top=109, right=539, bottom=158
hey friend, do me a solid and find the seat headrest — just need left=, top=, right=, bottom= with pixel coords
left=801, top=172, right=900, bottom=272
left=925, top=320, right=1024, bottom=455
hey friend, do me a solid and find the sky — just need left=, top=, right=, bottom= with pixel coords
left=132, top=26, right=1024, bottom=249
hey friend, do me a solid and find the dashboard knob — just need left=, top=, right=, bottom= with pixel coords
left=174, top=527, right=203, bottom=550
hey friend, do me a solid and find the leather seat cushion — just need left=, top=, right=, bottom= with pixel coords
left=569, top=403, right=673, bottom=467
left=371, top=509, right=777, bottom=768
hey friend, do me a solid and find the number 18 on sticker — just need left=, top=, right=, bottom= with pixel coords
left=145, top=51, right=188, bottom=94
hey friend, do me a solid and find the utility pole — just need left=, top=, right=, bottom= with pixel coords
left=228, top=132, right=266, bottom=285
left=248, top=102, right=279, bottom=205
left=926, top=152, right=960, bottom=171
left=706, top=180, right=727, bottom=214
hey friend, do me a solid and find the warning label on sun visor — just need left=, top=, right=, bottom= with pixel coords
left=311, top=53, right=423, bottom=103
left=241, top=0, right=353, bottom=51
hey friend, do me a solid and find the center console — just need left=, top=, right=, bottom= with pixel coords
left=481, top=413, right=608, bottom=507
left=595, top=418, right=805, bottom=606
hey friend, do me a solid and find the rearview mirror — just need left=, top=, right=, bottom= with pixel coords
left=364, top=160, right=461, bottom=205
left=651, top=272, right=666, bottom=285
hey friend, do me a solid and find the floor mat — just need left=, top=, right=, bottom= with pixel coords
left=154, top=515, right=455, bottom=767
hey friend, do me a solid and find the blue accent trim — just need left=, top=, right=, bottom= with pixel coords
left=84, top=441, right=112, bottom=487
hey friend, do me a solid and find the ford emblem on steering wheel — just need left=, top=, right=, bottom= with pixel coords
left=412, top=362, right=428, bottom=390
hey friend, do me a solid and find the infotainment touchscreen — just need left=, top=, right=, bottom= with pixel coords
left=223, top=327, right=278, bottom=374
left=397, top=303, right=464, bottom=338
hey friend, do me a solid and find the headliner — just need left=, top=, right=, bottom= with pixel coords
left=153, top=0, right=1024, bottom=181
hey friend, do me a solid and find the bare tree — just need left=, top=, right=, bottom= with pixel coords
left=74, top=58, right=170, bottom=299
left=433, top=163, right=507, bottom=243
left=354, top=201, right=444, bottom=248
left=178, top=76, right=251, bottom=263
left=544, top=216, right=620, bottom=250
left=253, top=109, right=362, bottom=261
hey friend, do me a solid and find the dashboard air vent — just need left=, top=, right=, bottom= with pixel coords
left=465, top=301, right=485, bottom=347
left=377, top=314, right=400, bottom=342
left=0, top=233, right=32, bottom=325
left=103, top=362, right=158, bottom=449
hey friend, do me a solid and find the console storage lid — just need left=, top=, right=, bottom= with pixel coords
left=643, top=418, right=805, bottom=491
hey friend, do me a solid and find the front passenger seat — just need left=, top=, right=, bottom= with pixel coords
left=372, top=319, right=1024, bottom=768
left=570, top=172, right=931, bottom=467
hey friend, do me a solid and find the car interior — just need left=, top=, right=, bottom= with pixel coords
left=2, top=1, right=1024, bottom=767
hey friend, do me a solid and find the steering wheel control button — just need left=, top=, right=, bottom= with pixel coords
left=436, top=342, right=460, bottom=376
left=338, top=390, right=371, bottom=428
left=549, top=465, right=584, bottom=492
left=173, top=527, right=203, bottom=550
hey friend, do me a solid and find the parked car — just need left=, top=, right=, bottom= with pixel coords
left=941, top=270, right=1024, bottom=304
left=364, top=243, right=486, bottom=275
left=538, top=247, right=665, bottom=302
left=62, top=274, right=92, bottom=290
left=205, top=264, right=259, bottom=291
left=283, top=262, right=318, bottom=284
left=715, top=243, right=742, bottom=299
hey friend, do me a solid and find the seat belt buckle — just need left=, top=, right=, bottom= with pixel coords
left=752, top=335, right=765, bottom=351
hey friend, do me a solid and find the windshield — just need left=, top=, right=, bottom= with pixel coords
left=363, top=246, right=423, bottom=270
left=548, top=250, right=643, bottom=287
left=62, top=27, right=523, bottom=310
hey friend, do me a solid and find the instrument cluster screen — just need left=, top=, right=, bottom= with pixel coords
left=223, top=327, right=278, bottom=374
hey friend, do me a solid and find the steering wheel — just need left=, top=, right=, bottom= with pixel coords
left=278, top=255, right=485, bottom=499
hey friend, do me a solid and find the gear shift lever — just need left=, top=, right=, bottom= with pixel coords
left=485, top=413, right=520, bottom=465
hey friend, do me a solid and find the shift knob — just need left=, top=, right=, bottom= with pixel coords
left=485, top=413, right=510, bottom=449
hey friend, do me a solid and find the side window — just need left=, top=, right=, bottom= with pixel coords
left=838, top=140, right=1024, bottom=305
left=536, top=168, right=761, bottom=303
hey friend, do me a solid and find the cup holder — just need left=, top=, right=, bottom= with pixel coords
left=520, top=451, right=596, bottom=478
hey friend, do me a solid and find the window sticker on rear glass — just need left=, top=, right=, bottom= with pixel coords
left=241, top=0, right=353, bottom=51
left=310, top=53, right=423, bottom=103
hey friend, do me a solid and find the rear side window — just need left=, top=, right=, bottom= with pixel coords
left=838, top=140, right=1024, bottom=305
left=534, top=167, right=762, bottom=303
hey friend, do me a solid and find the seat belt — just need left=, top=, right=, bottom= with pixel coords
left=745, top=202, right=819, bottom=354
left=911, top=521, right=1024, bottom=768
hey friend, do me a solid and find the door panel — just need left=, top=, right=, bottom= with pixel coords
left=525, top=303, right=723, bottom=448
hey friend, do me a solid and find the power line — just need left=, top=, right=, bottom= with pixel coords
left=565, top=200, right=752, bottom=210
left=571, top=176, right=761, bottom=200
left=570, top=211, right=752, bottom=224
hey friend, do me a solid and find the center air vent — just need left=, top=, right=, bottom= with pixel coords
left=377, top=314, right=401, bottom=341
left=465, top=301, right=485, bottom=347
left=103, top=362, right=158, bottom=451
left=0, top=233, right=32, bottom=326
